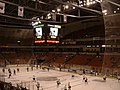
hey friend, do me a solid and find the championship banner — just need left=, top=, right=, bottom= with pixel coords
left=0, top=2, right=5, bottom=14
left=18, top=6, right=24, bottom=17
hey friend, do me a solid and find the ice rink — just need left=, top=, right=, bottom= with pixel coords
left=0, top=66, right=120, bottom=90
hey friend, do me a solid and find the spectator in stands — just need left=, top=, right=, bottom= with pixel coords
left=8, top=82, right=12, bottom=89
left=0, top=81, right=4, bottom=89
left=16, top=84, right=20, bottom=89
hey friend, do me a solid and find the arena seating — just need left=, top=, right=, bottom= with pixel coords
left=0, top=54, right=5, bottom=66
left=87, top=55, right=103, bottom=67
left=42, top=53, right=103, bottom=68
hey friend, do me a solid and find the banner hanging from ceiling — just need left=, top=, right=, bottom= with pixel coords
left=18, top=6, right=24, bottom=17
left=0, top=2, right=5, bottom=14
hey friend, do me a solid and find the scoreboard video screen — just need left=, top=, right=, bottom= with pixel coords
left=35, top=27, right=43, bottom=38
left=33, top=22, right=45, bottom=43
left=47, top=24, right=61, bottom=43
left=50, top=27, right=58, bottom=38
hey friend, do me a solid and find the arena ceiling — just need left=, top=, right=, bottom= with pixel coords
left=0, top=0, right=119, bottom=28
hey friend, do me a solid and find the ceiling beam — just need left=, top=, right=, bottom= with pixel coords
left=0, top=0, right=101, bottom=23
left=0, top=0, right=49, bottom=13
left=53, top=0, right=102, bottom=15
left=37, top=0, right=52, bottom=5
left=36, top=0, right=48, bottom=5
left=106, top=0, right=120, bottom=7
left=71, top=3, right=102, bottom=15
left=0, top=24, right=32, bottom=28
left=0, top=13, right=62, bottom=24
left=57, top=13, right=98, bottom=18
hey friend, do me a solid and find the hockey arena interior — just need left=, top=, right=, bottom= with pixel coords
left=0, top=0, right=120, bottom=90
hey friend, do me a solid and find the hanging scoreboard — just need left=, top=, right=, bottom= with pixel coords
left=32, top=21, right=61, bottom=44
